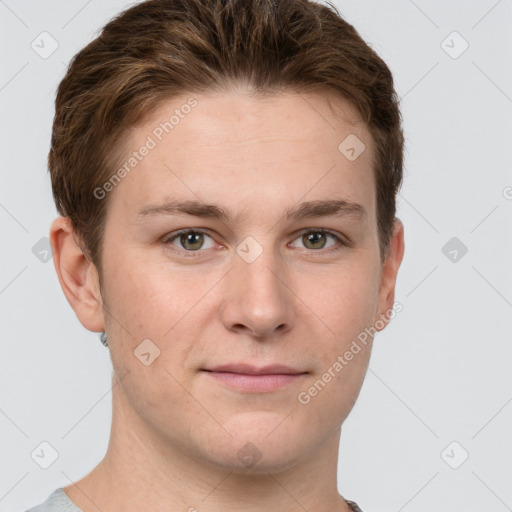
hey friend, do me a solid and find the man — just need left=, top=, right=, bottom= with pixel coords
left=27, top=0, right=404, bottom=510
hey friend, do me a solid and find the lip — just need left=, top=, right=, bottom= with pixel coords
left=201, top=364, right=307, bottom=392
left=205, top=364, right=304, bottom=375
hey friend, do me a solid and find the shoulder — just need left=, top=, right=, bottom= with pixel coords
left=24, top=488, right=83, bottom=512
left=346, top=499, right=365, bottom=512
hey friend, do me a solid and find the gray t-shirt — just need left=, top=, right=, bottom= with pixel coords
left=25, top=489, right=82, bottom=512
left=25, top=487, right=364, bottom=511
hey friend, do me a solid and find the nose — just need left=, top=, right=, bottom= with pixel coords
left=219, top=247, right=295, bottom=339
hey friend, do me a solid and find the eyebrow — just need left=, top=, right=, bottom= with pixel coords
left=136, top=198, right=367, bottom=224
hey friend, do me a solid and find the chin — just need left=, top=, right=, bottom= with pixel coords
left=198, top=419, right=306, bottom=474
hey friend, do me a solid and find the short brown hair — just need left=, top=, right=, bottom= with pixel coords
left=49, top=0, right=404, bottom=279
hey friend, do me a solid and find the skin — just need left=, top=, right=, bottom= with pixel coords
left=50, top=88, right=404, bottom=512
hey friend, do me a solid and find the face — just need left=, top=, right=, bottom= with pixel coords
left=87, top=90, right=401, bottom=472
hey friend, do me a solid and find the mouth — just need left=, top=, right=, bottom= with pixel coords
left=201, top=364, right=308, bottom=392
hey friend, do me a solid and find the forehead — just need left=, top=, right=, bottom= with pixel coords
left=106, top=90, right=376, bottom=224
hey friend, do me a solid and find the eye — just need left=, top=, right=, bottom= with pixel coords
left=164, top=229, right=216, bottom=252
left=289, top=229, right=344, bottom=251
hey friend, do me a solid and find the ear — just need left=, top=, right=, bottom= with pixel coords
left=375, top=218, right=405, bottom=332
left=49, top=216, right=105, bottom=332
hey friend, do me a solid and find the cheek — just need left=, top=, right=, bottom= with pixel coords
left=102, top=250, right=214, bottom=383
left=294, top=258, right=379, bottom=400
left=298, top=260, right=380, bottom=339
left=296, top=281, right=376, bottom=430
left=103, top=258, right=195, bottom=415
left=102, top=250, right=189, bottom=335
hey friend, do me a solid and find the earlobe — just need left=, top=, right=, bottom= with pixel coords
left=375, top=218, right=405, bottom=332
left=49, top=216, right=105, bottom=332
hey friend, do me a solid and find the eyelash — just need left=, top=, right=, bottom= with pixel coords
left=162, top=228, right=347, bottom=258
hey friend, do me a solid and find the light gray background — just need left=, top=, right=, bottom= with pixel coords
left=1, top=1, right=511, bottom=511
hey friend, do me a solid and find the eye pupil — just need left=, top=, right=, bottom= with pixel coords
left=181, top=232, right=203, bottom=250
left=303, top=232, right=326, bottom=249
